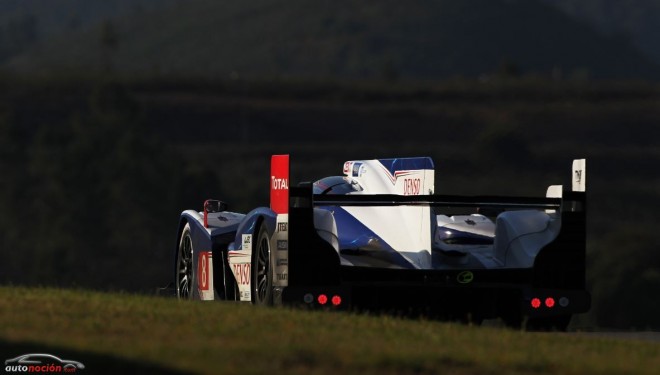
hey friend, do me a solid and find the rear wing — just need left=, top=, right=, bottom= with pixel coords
left=275, top=156, right=587, bottom=294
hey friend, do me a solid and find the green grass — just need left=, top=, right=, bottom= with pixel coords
left=0, top=287, right=658, bottom=374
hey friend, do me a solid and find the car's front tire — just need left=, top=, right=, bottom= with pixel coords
left=176, top=223, right=195, bottom=300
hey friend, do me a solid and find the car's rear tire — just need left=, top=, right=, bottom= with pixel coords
left=252, top=224, right=273, bottom=305
left=176, top=223, right=196, bottom=300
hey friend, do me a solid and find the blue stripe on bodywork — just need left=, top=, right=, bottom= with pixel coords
left=230, top=207, right=277, bottom=251
left=437, top=227, right=494, bottom=245
left=377, top=157, right=434, bottom=177
left=321, top=206, right=415, bottom=269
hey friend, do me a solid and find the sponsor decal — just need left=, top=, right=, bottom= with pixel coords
left=5, top=354, right=84, bottom=373
left=233, top=236, right=253, bottom=302
left=271, top=176, right=289, bottom=190
left=273, top=213, right=289, bottom=288
left=198, top=251, right=211, bottom=291
left=270, top=155, right=289, bottom=214
left=197, top=251, right=214, bottom=300
left=343, top=161, right=352, bottom=175
left=574, top=170, right=582, bottom=184
left=242, top=234, right=252, bottom=250
left=233, top=263, right=251, bottom=285
left=572, top=159, right=586, bottom=192
left=403, top=178, right=421, bottom=195
left=456, top=271, right=474, bottom=284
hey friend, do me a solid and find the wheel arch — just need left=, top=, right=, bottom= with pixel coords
left=176, top=210, right=206, bottom=260
left=174, top=210, right=213, bottom=299
left=174, top=215, right=191, bottom=279
left=233, top=208, right=277, bottom=249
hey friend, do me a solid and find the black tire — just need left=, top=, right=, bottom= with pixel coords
left=252, top=224, right=273, bottom=305
left=176, top=223, right=196, bottom=300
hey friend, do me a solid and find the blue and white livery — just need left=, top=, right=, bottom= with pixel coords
left=171, top=155, right=590, bottom=331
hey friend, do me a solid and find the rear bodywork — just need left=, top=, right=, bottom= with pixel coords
left=282, top=186, right=589, bottom=322
left=175, top=155, right=589, bottom=326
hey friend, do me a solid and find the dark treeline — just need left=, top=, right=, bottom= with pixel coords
left=0, top=78, right=659, bottom=330
left=0, top=82, right=213, bottom=291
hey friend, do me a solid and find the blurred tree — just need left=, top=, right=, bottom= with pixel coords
left=0, top=112, right=31, bottom=283
left=100, top=20, right=119, bottom=51
left=475, top=123, right=533, bottom=167
left=496, top=59, right=521, bottom=79
left=0, top=13, right=39, bottom=62
left=25, top=83, right=185, bottom=290
left=100, top=20, right=119, bottom=73
left=27, top=117, right=77, bottom=284
left=589, top=226, right=660, bottom=329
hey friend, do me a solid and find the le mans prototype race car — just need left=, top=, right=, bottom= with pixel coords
left=173, top=155, right=589, bottom=330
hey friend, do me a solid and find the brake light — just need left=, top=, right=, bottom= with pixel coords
left=304, top=292, right=344, bottom=307
left=545, top=297, right=555, bottom=308
left=531, top=298, right=541, bottom=309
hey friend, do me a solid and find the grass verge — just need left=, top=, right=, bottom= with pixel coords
left=1, top=287, right=658, bottom=374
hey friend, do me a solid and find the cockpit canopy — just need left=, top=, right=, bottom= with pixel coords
left=313, top=176, right=363, bottom=195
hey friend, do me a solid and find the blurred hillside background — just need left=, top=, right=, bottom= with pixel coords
left=0, top=0, right=658, bottom=330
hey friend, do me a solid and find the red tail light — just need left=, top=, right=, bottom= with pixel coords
left=545, top=297, right=555, bottom=308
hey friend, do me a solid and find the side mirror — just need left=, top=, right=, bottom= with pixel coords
left=204, top=199, right=228, bottom=213
left=203, top=199, right=228, bottom=228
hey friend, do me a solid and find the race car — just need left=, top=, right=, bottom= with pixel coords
left=173, top=155, right=589, bottom=330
